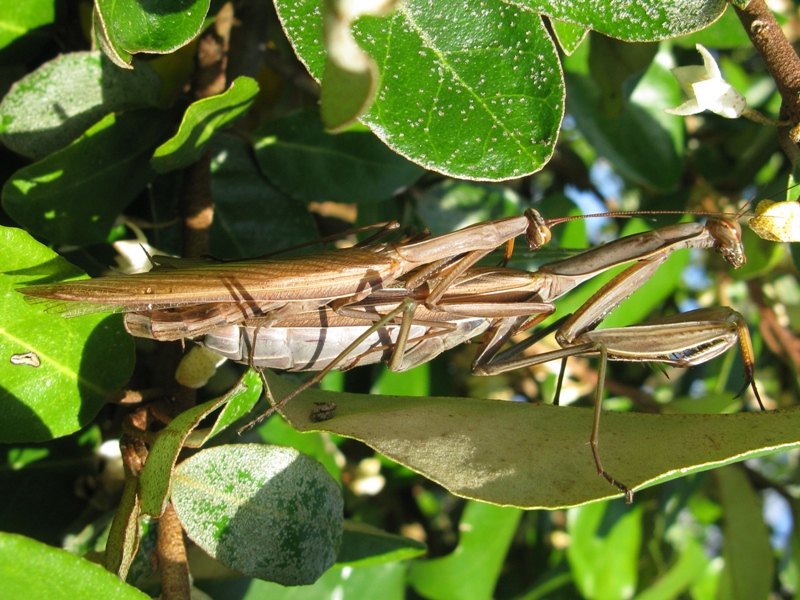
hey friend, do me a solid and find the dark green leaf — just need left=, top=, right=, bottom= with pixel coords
left=338, top=520, right=426, bottom=566
left=416, top=180, right=524, bottom=235
left=95, top=0, right=210, bottom=58
left=0, top=51, right=161, bottom=158
left=0, top=0, right=56, bottom=63
left=151, top=76, right=259, bottom=173
left=202, top=562, right=407, bottom=599
left=0, top=228, right=134, bottom=442
left=172, top=444, right=343, bottom=585
left=408, top=501, right=522, bottom=600
left=563, top=41, right=684, bottom=191
left=210, top=133, right=318, bottom=257
left=3, top=109, right=173, bottom=246
left=254, top=109, right=423, bottom=203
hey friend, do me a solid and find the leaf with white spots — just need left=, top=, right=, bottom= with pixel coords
left=276, top=0, right=564, bottom=180
left=172, top=444, right=343, bottom=585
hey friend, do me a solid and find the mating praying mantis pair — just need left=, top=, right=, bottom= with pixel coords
left=19, top=207, right=761, bottom=501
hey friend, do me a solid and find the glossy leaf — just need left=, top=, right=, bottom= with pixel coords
left=508, top=0, right=727, bottom=41
left=210, top=134, right=318, bottom=258
left=0, top=228, right=134, bottom=442
left=550, top=19, right=588, bottom=56
left=95, top=0, right=209, bottom=65
left=3, top=109, right=173, bottom=246
left=0, top=0, right=56, bottom=62
left=151, top=76, right=259, bottom=173
left=338, top=520, right=426, bottom=566
left=172, top=444, right=343, bottom=585
left=0, top=51, right=161, bottom=158
left=408, top=501, right=522, bottom=600
left=254, top=109, right=424, bottom=203
left=0, top=531, right=149, bottom=599
left=276, top=0, right=564, bottom=180
left=266, top=371, right=800, bottom=508
left=139, top=372, right=262, bottom=517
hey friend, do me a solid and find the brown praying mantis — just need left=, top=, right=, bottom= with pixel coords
left=18, top=210, right=555, bottom=340
left=18, top=206, right=762, bottom=500
left=189, top=216, right=758, bottom=501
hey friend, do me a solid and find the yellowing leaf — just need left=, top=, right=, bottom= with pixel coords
left=748, top=199, right=800, bottom=242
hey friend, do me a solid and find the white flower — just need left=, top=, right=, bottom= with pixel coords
left=665, top=44, right=747, bottom=119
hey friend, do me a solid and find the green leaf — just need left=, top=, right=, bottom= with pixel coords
left=320, top=56, right=377, bottom=132
left=172, top=444, right=343, bottom=585
left=265, top=371, right=800, bottom=508
left=0, top=228, right=134, bottom=442
left=337, top=520, right=426, bottom=566
left=0, top=0, right=56, bottom=63
left=507, top=0, right=727, bottom=42
left=550, top=19, right=588, bottom=56
left=276, top=0, right=564, bottom=180
left=0, top=430, right=100, bottom=543
left=256, top=415, right=343, bottom=482
left=563, top=41, right=684, bottom=191
left=209, top=133, right=319, bottom=257
left=151, top=76, right=259, bottom=173
left=732, top=226, right=786, bottom=280
left=674, top=6, right=752, bottom=49
left=202, top=562, right=407, bottom=599
left=0, top=531, right=150, bottom=599
left=635, top=539, right=711, bottom=600
left=567, top=502, right=642, bottom=599
left=95, top=0, right=210, bottom=59
left=715, top=466, right=775, bottom=600
left=253, top=109, right=424, bottom=203
left=0, top=51, right=161, bottom=158
left=416, top=180, right=524, bottom=235
left=139, top=373, right=261, bottom=517
left=3, top=109, right=173, bottom=246
left=408, top=501, right=522, bottom=600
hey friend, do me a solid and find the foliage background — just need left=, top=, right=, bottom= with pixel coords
left=0, top=0, right=799, bottom=598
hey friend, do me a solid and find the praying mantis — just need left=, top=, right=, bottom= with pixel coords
left=189, top=217, right=758, bottom=501
left=18, top=210, right=553, bottom=340
left=18, top=206, right=761, bottom=501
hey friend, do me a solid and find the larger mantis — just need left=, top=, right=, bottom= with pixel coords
left=190, top=217, right=758, bottom=500
left=18, top=210, right=553, bottom=340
